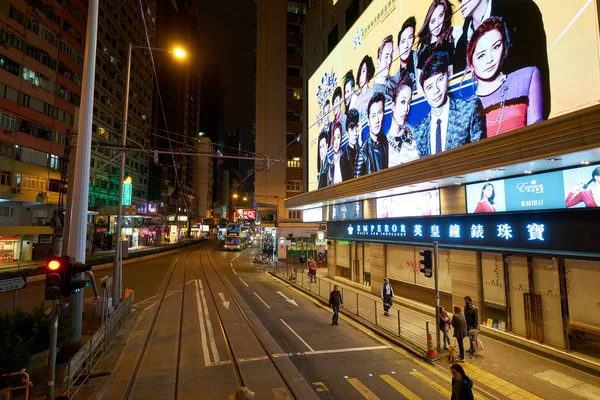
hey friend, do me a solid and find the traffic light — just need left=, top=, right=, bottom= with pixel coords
left=62, top=260, right=93, bottom=297
left=45, top=256, right=67, bottom=300
left=419, top=250, right=433, bottom=278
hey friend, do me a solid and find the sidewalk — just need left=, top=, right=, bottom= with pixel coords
left=278, top=261, right=600, bottom=400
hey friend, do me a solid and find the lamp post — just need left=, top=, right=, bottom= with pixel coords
left=113, top=44, right=186, bottom=307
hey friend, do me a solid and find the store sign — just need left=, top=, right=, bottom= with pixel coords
left=122, top=182, right=132, bottom=206
left=467, top=165, right=600, bottom=214
left=327, top=209, right=600, bottom=257
left=308, top=0, right=600, bottom=192
left=236, top=209, right=257, bottom=220
left=330, top=201, right=363, bottom=221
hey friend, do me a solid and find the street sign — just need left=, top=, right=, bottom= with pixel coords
left=0, top=277, right=26, bottom=293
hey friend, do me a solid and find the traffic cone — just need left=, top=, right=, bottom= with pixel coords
left=426, top=333, right=438, bottom=359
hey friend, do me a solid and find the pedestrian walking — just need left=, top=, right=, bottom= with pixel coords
left=381, top=278, right=394, bottom=316
left=450, top=363, right=474, bottom=400
left=308, top=260, right=317, bottom=283
left=451, top=306, right=468, bottom=361
left=299, top=252, right=306, bottom=272
left=329, top=285, right=343, bottom=325
left=464, top=296, right=479, bottom=359
left=439, top=306, right=452, bottom=350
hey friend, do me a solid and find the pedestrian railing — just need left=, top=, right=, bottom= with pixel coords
left=61, top=294, right=133, bottom=399
left=270, top=262, right=437, bottom=352
left=0, top=370, right=32, bottom=399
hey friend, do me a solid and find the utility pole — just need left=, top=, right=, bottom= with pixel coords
left=67, top=0, right=98, bottom=346
left=433, top=241, right=441, bottom=353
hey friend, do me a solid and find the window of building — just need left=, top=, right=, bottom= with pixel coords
left=0, top=83, right=19, bottom=103
left=346, top=0, right=360, bottom=30
left=286, top=88, right=302, bottom=100
left=49, top=178, right=60, bottom=192
left=49, top=154, right=60, bottom=169
left=287, top=157, right=301, bottom=168
left=287, top=3, right=306, bottom=15
left=286, top=133, right=301, bottom=144
left=0, top=112, right=16, bottom=130
left=24, top=67, right=55, bottom=92
left=0, top=207, right=15, bottom=218
left=287, top=180, right=302, bottom=192
left=9, top=6, right=25, bottom=25
left=286, top=110, right=301, bottom=122
left=0, top=54, right=20, bottom=76
left=286, top=66, right=301, bottom=78
left=286, top=44, right=301, bottom=56
left=288, top=210, right=302, bottom=220
left=0, top=171, right=11, bottom=186
left=0, top=28, right=24, bottom=51
left=328, top=24, right=339, bottom=53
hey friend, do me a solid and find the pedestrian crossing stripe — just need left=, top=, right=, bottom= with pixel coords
left=410, top=371, right=452, bottom=398
left=379, top=375, right=421, bottom=400
left=347, top=378, right=380, bottom=400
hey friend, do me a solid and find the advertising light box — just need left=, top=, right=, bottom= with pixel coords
left=377, top=189, right=439, bottom=217
left=330, top=201, right=364, bottom=221
left=466, top=165, right=600, bottom=213
left=303, top=207, right=324, bottom=222
left=308, top=0, right=600, bottom=191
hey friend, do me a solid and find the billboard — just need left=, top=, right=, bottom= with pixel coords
left=308, top=0, right=600, bottom=191
left=303, top=207, right=324, bottom=222
left=377, top=189, right=440, bottom=217
left=235, top=209, right=257, bottom=220
left=329, top=201, right=364, bottom=221
left=466, top=164, right=600, bottom=213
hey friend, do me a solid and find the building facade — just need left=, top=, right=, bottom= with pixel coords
left=0, top=0, right=85, bottom=262
left=293, top=0, right=600, bottom=365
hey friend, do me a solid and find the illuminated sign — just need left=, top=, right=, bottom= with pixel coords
left=330, top=201, right=363, bottom=221
left=122, top=180, right=132, bottom=206
left=235, top=209, right=257, bottom=220
left=377, top=190, right=439, bottom=218
left=303, top=207, right=324, bottom=222
left=467, top=165, right=600, bottom=214
left=308, top=0, right=600, bottom=192
left=327, top=209, right=600, bottom=257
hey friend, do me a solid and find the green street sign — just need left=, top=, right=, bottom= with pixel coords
left=122, top=182, right=132, bottom=206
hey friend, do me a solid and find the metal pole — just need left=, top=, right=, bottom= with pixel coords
left=433, top=241, right=441, bottom=353
left=114, top=42, right=132, bottom=308
left=68, top=0, right=98, bottom=345
left=47, top=299, right=59, bottom=400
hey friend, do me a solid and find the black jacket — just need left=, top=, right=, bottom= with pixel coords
left=453, top=0, right=550, bottom=119
left=451, top=376, right=475, bottom=400
left=329, top=290, right=343, bottom=307
left=355, top=133, right=389, bottom=177
left=317, top=158, right=329, bottom=189
left=328, top=148, right=354, bottom=185
left=464, top=304, right=479, bottom=329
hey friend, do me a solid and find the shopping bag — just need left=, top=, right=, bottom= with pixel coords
left=474, top=338, right=484, bottom=353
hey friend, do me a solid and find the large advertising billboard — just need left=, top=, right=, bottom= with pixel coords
left=377, top=189, right=440, bottom=217
left=308, top=0, right=600, bottom=191
left=466, top=164, right=600, bottom=213
left=329, top=201, right=364, bottom=221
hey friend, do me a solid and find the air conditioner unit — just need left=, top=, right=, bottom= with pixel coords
left=4, top=129, right=14, bottom=136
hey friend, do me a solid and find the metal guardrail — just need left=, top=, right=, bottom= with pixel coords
left=61, top=294, right=133, bottom=399
left=271, top=262, right=437, bottom=352
left=0, top=371, right=31, bottom=400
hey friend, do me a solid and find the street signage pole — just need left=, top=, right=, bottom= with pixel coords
left=66, top=0, right=99, bottom=346
left=433, top=241, right=441, bottom=353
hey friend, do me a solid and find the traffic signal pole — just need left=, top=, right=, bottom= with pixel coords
left=47, top=299, right=59, bottom=400
left=433, top=241, right=441, bottom=353
left=66, top=0, right=98, bottom=347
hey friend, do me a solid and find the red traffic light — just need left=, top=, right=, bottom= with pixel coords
left=48, top=260, right=61, bottom=270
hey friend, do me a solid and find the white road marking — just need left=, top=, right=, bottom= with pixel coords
left=136, top=290, right=180, bottom=305
left=218, top=292, right=230, bottom=309
left=304, top=345, right=389, bottom=356
left=276, top=291, right=298, bottom=307
left=280, top=318, right=314, bottom=352
left=239, top=278, right=249, bottom=287
left=194, top=279, right=211, bottom=366
left=142, top=291, right=177, bottom=311
left=186, top=280, right=195, bottom=285
left=254, top=292, right=271, bottom=309
left=198, top=279, right=221, bottom=363
left=232, top=268, right=237, bottom=275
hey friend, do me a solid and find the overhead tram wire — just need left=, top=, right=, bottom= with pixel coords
left=267, top=0, right=468, bottom=161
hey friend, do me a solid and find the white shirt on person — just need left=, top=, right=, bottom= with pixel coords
left=429, top=99, right=450, bottom=155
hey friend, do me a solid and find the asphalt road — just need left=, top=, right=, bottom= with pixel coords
left=87, top=244, right=458, bottom=399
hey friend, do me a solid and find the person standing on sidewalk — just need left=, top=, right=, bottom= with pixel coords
left=299, top=252, right=306, bottom=272
left=329, top=285, right=343, bottom=325
left=381, top=278, right=394, bottom=316
left=464, top=296, right=479, bottom=359
left=439, top=306, right=452, bottom=350
left=452, top=306, right=468, bottom=361
left=308, top=260, right=318, bottom=283
left=450, top=363, right=474, bottom=400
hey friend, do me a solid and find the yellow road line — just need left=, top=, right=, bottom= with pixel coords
left=410, top=371, right=452, bottom=398
left=380, top=374, right=421, bottom=400
left=347, top=378, right=380, bottom=400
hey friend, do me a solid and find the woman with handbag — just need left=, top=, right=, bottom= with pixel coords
left=439, top=306, right=452, bottom=350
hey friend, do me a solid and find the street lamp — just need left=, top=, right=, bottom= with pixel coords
left=114, top=43, right=187, bottom=307
left=243, top=197, right=248, bottom=201
left=232, top=193, right=239, bottom=199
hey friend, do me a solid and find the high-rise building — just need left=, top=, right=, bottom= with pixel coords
left=149, top=0, right=201, bottom=242
left=256, top=0, right=316, bottom=245
left=0, top=0, right=86, bottom=261
left=88, top=0, right=156, bottom=249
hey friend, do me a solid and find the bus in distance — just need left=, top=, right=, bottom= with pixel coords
left=225, top=224, right=249, bottom=250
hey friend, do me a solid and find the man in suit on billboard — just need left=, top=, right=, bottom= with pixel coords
left=414, top=52, right=486, bottom=158
left=355, top=92, right=389, bottom=176
left=453, top=0, right=550, bottom=119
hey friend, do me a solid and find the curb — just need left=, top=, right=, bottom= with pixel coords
left=267, top=270, right=431, bottom=363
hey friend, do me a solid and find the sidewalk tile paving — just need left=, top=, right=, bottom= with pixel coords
left=281, top=261, right=600, bottom=400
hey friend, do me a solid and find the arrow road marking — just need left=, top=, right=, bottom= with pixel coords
left=218, top=292, right=230, bottom=309
left=281, top=319, right=314, bottom=352
left=254, top=292, right=271, bottom=309
left=276, top=291, right=298, bottom=307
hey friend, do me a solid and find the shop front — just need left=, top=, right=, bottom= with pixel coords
left=0, top=236, right=20, bottom=263
left=327, top=209, right=600, bottom=358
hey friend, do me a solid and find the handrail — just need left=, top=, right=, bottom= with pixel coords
left=0, top=370, right=32, bottom=400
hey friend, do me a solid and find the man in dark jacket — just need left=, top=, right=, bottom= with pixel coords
left=355, top=93, right=389, bottom=177
left=328, top=285, right=343, bottom=325
left=464, top=296, right=479, bottom=358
